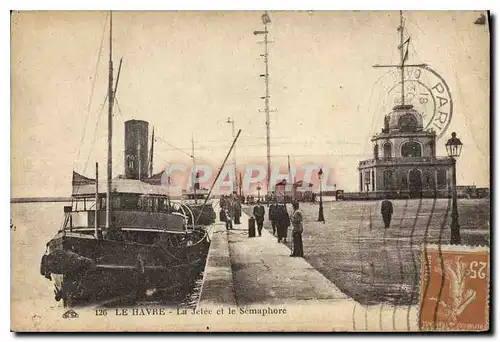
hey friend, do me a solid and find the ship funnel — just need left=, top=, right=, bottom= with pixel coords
left=124, top=120, right=149, bottom=180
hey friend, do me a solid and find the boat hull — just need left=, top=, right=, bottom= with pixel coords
left=42, top=230, right=210, bottom=307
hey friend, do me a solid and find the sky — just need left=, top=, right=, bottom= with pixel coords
left=11, top=10, right=490, bottom=197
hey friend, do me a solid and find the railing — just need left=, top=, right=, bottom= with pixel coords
left=340, top=189, right=488, bottom=200
left=64, top=210, right=186, bottom=231
left=359, top=157, right=452, bottom=167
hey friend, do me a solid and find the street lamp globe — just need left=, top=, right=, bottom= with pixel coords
left=445, top=132, right=463, bottom=158
left=318, top=168, right=323, bottom=180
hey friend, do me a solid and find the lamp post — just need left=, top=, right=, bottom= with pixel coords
left=317, top=168, right=325, bottom=223
left=445, top=132, right=463, bottom=245
left=257, top=183, right=262, bottom=202
left=282, top=179, right=287, bottom=205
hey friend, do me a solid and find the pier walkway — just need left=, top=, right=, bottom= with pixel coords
left=226, top=213, right=348, bottom=305
left=199, top=208, right=347, bottom=306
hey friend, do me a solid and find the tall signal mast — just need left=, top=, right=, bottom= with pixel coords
left=372, top=10, right=427, bottom=106
left=254, top=11, right=275, bottom=192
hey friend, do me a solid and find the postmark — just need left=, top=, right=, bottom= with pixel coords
left=419, top=244, right=489, bottom=331
left=386, top=65, right=453, bottom=140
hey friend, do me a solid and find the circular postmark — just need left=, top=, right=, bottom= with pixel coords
left=386, top=65, right=453, bottom=140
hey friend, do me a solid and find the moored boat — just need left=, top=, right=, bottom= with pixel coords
left=39, top=12, right=210, bottom=307
left=40, top=122, right=210, bottom=307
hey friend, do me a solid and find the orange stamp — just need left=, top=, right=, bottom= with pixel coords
left=419, top=245, right=490, bottom=331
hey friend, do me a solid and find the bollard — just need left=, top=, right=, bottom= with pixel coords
left=248, top=217, right=256, bottom=238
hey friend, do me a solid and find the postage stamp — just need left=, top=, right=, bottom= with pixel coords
left=419, top=245, right=490, bottom=331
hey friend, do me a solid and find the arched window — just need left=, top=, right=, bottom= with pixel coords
left=364, top=171, right=371, bottom=191
left=401, top=141, right=422, bottom=157
left=383, top=142, right=392, bottom=159
left=409, top=168, right=422, bottom=189
left=437, top=169, right=447, bottom=189
left=373, top=144, right=379, bottom=159
left=423, top=170, right=435, bottom=190
left=398, top=113, right=418, bottom=132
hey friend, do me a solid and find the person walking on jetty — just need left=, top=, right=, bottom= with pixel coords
left=380, top=196, right=394, bottom=228
left=290, top=201, right=304, bottom=257
left=253, top=200, right=266, bottom=236
left=276, top=205, right=290, bottom=243
left=268, top=201, right=278, bottom=235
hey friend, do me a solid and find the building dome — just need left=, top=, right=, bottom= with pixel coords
left=387, top=105, right=423, bottom=133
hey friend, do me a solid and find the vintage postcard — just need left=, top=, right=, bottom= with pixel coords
left=10, top=10, right=490, bottom=332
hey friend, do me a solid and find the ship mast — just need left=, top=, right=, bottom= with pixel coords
left=192, top=134, right=197, bottom=204
left=106, top=11, right=114, bottom=230
left=149, top=127, right=155, bottom=177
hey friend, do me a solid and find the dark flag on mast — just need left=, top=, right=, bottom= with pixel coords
left=262, top=12, right=271, bottom=24
left=400, top=37, right=411, bottom=63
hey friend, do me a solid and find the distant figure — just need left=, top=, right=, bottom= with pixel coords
left=290, top=201, right=304, bottom=257
left=381, top=197, right=394, bottom=228
left=268, top=201, right=278, bottom=235
left=276, top=205, right=290, bottom=243
left=253, top=201, right=266, bottom=236
left=233, top=200, right=242, bottom=225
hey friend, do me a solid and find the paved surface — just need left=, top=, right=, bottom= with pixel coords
left=227, top=211, right=349, bottom=305
left=198, top=221, right=236, bottom=307
left=243, top=199, right=490, bottom=305
left=197, top=203, right=420, bottom=331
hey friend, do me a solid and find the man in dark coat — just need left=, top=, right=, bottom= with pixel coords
left=276, top=205, right=290, bottom=243
left=233, top=200, right=242, bottom=224
left=268, top=201, right=278, bottom=235
left=219, top=207, right=226, bottom=222
left=380, top=197, right=394, bottom=228
left=290, top=201, right=304, bottom=257
left=253, top=200, right=266, bottom=236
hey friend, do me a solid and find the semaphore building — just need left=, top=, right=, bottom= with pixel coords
left=356, top=11, right=458, bottom=199
left=358, top=104, right=453, bottom=198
